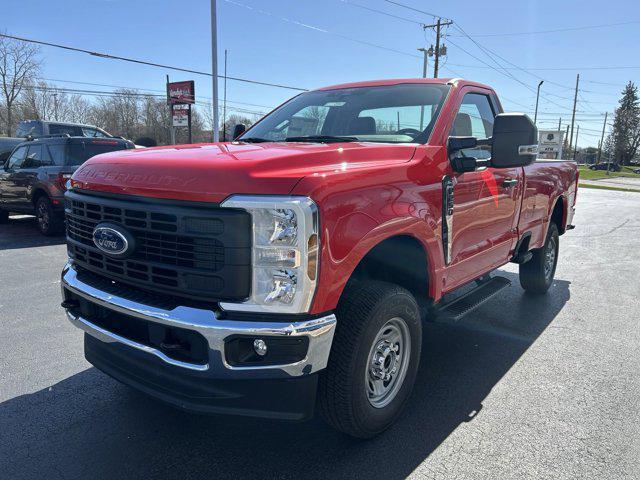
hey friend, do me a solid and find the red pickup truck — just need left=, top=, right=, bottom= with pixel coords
left=61, top=78, right=577, bottom=438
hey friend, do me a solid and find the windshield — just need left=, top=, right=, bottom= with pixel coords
left=66, top=140, right=129, bottom=165
left=239, top=83, right=449, bottom=144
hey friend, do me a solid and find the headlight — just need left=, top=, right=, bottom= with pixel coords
left=220, top=195, right=319, bottom=314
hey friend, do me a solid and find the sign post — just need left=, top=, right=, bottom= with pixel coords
left=167, top=80, right=195, bottom=144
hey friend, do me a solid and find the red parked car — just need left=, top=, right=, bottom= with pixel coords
left=60, top=78, right=577, bottom=438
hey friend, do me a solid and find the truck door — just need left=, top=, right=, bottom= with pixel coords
left=13, top=144, right=45, bottom=211
left=445, top=92, right=522, bottom=288
left=0, top=145, right=28, bottom=210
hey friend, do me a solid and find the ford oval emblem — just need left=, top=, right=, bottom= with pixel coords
left=92, top=223, right=133, bottom=258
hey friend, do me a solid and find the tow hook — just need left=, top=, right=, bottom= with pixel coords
left=61, top=300, right=79, bottom=309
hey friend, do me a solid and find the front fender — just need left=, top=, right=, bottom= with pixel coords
left=301, top=180, right=444, bottom=314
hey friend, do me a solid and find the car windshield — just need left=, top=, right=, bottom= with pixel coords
left=66, top=140, right=128, bottom=165
left=239, top=83, right=450, bottom=144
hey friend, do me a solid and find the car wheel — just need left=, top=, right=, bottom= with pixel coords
left=36, top=197, right=63, bottom=236
left=519, top=223, right=559, bottom=294
left=318, top=281, right=422, bottom=438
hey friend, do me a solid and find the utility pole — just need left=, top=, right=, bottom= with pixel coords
left=423, top=18, right=453, bottom=78
left=167, top=74, right=175, bottom=145
left=558, top=117, right=561, bottom=131
left=597, top=111, right=608, bottom=164
left=568, top=73, right=579, bottom=158
left=223, top=49, right=228, bottom=141
left=564, top=124, right=569, bottom=159
left=572, top=124, right=579, bottom=162
left=417, top=46, right=433, bottom=130
left=210, top=0, right=220, bottom=142
left=534, top=80, right=544, bottom=124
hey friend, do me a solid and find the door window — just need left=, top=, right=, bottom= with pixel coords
left=22, top=145, right=46, bottom=168
left=47, top=144, right=67, bottom=166
left=5, top=146, right=28, bottom=170
left=451, top=93, right=495, bottom=160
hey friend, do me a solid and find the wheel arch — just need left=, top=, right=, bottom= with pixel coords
left=31, top=187, right=50, bottom=206
left=549, top=195, right=567, bottom=235
left=339, top=234, right=433, bottom=304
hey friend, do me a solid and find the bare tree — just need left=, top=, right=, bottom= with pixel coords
left=19, top=82, right=92, bottom=124
left=0, top=36, right=40, bottom=135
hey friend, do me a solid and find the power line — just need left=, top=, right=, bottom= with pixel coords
left=448, top=19, right=640, bottom=37
left=4, top=72, right=277, bottom=109
left=0, top=32, right=308, bottom=92
left=337, top=0, right=422, bottom=24
left=20, top=83, right=271, bottom=115
left=382, top=0, right=449, bottom=22
left=224, top=0, right=421, bottom=59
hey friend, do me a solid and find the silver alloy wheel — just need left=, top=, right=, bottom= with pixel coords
left=37, top=202, right=49, bottom=232
left=365, top=317, right=411, bottom=409
left=544, top=236, right=557, bottom=281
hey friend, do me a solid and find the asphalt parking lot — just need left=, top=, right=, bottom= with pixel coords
left=1, top=188, right=639, bottom=480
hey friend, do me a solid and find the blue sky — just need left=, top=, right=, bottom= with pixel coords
left=3, top=0, right=640, bottom=146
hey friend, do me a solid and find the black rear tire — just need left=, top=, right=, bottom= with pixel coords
left=0, top=209, right=9, bottom=224
left=318, top=281, right=422, bottom=438
left=35, top=197, right=64, bottom=236
left=519, top=223, right=559, bottom=294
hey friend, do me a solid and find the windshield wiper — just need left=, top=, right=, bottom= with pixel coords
left=237, top=137, right=271, bottom=143
left=284, top=135, right=358, bottom=143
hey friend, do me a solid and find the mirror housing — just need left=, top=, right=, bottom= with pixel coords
left=491, top=113, right=538, bottom=168
left=232, top=124, right=246, bottom=140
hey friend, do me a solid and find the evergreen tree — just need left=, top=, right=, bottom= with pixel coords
left=610, top=81, right=640, bottom=165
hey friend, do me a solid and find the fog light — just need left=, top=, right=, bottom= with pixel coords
left=253, top=339, right=268, bottom=356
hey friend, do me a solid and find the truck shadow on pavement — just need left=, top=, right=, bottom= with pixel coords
left=0, top=273, right=570, bottom=480
left=0, top=216, right=66, bottom=250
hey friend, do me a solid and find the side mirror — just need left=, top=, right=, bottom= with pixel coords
left=447, top=136, right=491, bottom=173
left=491, top=113, right=538, bottom=168
left=232, top=124, right=246, bottom=140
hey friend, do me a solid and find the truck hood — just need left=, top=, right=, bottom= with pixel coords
left=71, top=142, right=417, bottom=202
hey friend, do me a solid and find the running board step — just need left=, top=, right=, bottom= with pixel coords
left=433, top=276, right=511, bottom=322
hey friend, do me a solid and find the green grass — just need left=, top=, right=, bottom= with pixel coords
left=578, top=165, right=640, bottom=180
left=578, top=183, right=640, bottom=193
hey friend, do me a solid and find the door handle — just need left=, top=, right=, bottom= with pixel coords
left=502, top=178, right=518, bottom=188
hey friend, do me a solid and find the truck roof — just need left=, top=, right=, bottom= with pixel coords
left=317, top=77, right=494, bottom=92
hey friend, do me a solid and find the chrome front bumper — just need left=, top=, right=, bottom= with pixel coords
left=61, top=263, right=336, bottom=379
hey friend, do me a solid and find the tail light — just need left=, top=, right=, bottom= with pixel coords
left=57, top=173, right=73, bottom=191
left=573, top=170, right=579, bottom=205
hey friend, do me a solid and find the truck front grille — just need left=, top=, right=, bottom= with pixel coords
left=65, top=190, right=251, bottom=302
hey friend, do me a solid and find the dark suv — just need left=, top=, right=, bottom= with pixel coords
left=0, top=135, right=134, bottom=235
left=16, top=120, right=113, bottom=139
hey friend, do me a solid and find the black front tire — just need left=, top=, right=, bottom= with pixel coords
left=0, top=209, right=9, bottom=224
left=318, top=281, right=422, bottom=438
left=519, top=223, right=559, bottom=294
left=35, top=197, right=64, bottom=236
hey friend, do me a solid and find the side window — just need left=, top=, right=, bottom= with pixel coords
left=47, top=144, right=67, bottom=166
left=82, top=127, right=109, bottom=138
left=23, top=145, right=46, bottom=168
left=451, top=93, right=495, bottom=160
left=49, top=124, right=82, bottom=136
left=6, top=146, right=28, bottom=169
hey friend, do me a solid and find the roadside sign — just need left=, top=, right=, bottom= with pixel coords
left=538, top=130, right=563, bottom=159
left=172, top=105, right=189, bottom=127
left=167, top=80, right=195, bottom=104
